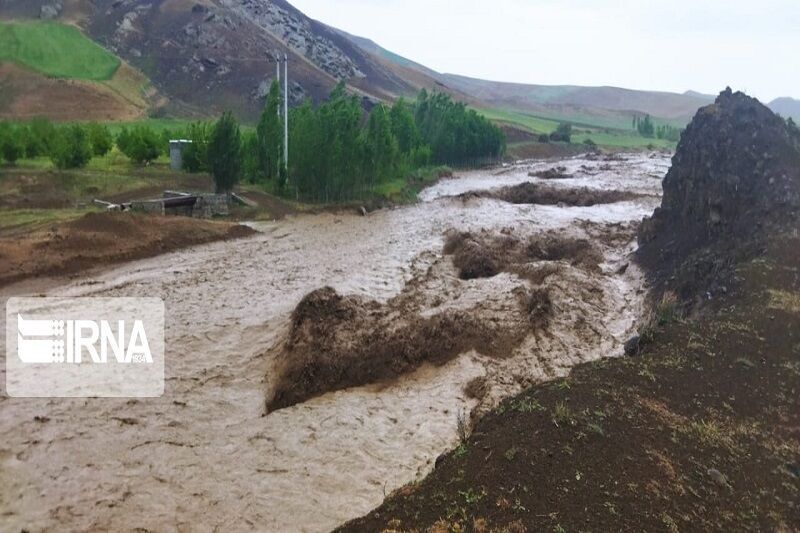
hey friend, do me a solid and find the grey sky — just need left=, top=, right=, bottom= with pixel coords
left=290, top=0, right=799, bottom=101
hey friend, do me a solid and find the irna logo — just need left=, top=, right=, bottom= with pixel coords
left=6, top=297, right=165, bottom=398
left=17, top=315, right=153, bottom=365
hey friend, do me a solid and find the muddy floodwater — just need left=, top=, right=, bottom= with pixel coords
left=0, top=153, right=669, bottom=532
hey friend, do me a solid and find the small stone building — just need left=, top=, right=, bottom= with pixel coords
left=130, top=192, right=230, bottom=218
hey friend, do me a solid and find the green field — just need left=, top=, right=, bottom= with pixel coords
left=0, top=21, right=120, bottom=80
left=476, top=106, right=677, bottom=150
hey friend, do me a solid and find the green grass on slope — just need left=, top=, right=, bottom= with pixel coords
left=0, top=21, right=120, bottom=80
left=477, top=107, right=677, bottom=150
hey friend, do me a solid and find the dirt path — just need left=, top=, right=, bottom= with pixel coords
left=0, top=153, right=670, bottom=532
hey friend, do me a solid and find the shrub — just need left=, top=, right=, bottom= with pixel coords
left=182, top=122, right=211, bottom=173
left=550, top=122, right=572, bottom=143
left=0, top=122, right=24, bottom=164
left=538, top=133, right=550, bottom=143
left=117, top=125, right=160, bottom=164
left=87, top=122, right=113, bottom=157
left=50, top=124, right=93, bottom=169
left=27, top=117, right=56, bottom=156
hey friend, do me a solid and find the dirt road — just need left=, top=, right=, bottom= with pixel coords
left=0, top=153, right=669, bottom=532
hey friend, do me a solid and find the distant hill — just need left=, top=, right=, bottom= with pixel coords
left=440, top=74, right=712, bottom=127
left=768, top=97, right=800, bottom=120
left=0, top=0, right=793, bottom=133
left=0, top=0, right=454, bottom=118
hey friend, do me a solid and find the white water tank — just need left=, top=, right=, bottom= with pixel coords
left=169, top=140, right=193, bottom=171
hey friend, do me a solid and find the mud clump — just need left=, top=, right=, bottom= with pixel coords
left=267, top=287, right=532, bottom=412
left=444, top=231, right=510, bottom=280
left=523, top=288, right=552, bottom=326
left=443, top=229, right=604, bottom=280
left=529, top=167, right=571, bottom=180
left=469, top=182, right=643, bottom=206
left=464, top=376, right=489, bottom=400
left=525, top=235, right=603, bottom=272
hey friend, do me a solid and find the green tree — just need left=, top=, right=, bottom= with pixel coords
left=27, top=118, right=56, bottom=157
left=256, top=81, right=284, bottom=183
left=50, top=124, right=93, bottom=169
left=551, top=122, right=572, bottom=143
left=0, top=122, right=24, bottom=164
left=390, top=98, right=420, bottom=154
left=637, top=115, right=655, bottom=138
left=241, top=131, right=260, bottom=184
left=207, top=111, right=242, bottom=193
left=87, top=123, right=113, bottom=157
left=363, top=104, right=400, bottom=184
left=117, top=126, right=161, bottom=164
left=182, top=121, right=211, bottom=173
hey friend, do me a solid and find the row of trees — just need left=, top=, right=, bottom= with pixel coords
left=0, top=118, right=194, bottom=168
left=1, top=85, right=506, bottom=201
left=0, top=119, right=115, bottom=168
left=632, top=115, right=681, bottom=141
left=179, top=83, right=506, bottom=200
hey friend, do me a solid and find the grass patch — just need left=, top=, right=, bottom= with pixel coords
left=0, top=208, right=90, bottom=234
left=0, top=21, right=120, bottom=81
left=476, top=106, right=677, bottom=150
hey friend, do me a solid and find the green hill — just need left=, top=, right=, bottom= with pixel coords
left=0, top=21, right=120, bottom=81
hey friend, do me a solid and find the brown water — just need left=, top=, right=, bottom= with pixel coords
left=0, top=153, right=669, bottom=532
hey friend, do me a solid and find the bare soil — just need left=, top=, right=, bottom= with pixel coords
left=0, top=64, right=142, bottom=121
left=0, top=211, right=256, bottom=286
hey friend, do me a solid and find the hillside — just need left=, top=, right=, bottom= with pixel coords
left=769, top=97, right=800, bottom=120
left=442, top=74, right=711, bottom=127
left=0, top=19, right=155, bottom=120
left=0, top=0, right=792, bottom=136
left=0, top=0, right=454, bottom=118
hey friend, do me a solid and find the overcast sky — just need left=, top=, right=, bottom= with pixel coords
left=290, top=0, right=799, bottom=102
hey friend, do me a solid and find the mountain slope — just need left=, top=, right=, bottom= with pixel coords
left=441, top=74, right=712, bottom=126
left=0, top=0, right=791, bottom=131
left=0, top=18, right=155, bottom=120
left=769, top=97, right=800, bottom=120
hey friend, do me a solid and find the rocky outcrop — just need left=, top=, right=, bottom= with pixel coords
left=229, top=0, right=365, bottom=81
left=637, top=88, right=800, bottom=301
left=640, top=88, right=800, bottom=245
left=39, top=2, right=62, bottom=19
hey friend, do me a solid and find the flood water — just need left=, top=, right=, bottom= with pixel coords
left=0, top=153, right=669, bottom=532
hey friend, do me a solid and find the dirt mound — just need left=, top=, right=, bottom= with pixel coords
left=0, top=212, right=256, bottom=286
left=529, top=166, right=572, bottom=180
left=465, top=182, right=643, bottom=206
left=443, top=229, right=603, bottom=280
left=525, top=234, right=603, bottom=271
left=267, top=286, right=534, bottom=412
left=638, top=88, right=800, bottom=302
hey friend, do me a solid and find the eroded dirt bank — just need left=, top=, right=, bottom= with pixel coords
left=0, top=212, right=256, bottom=286
left=0, top=153, right=667, bottom=532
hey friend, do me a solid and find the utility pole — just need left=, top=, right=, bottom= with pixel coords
left=283, top=53, right=289, bottom=188
left=275, top=51, right=280, bottom=118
